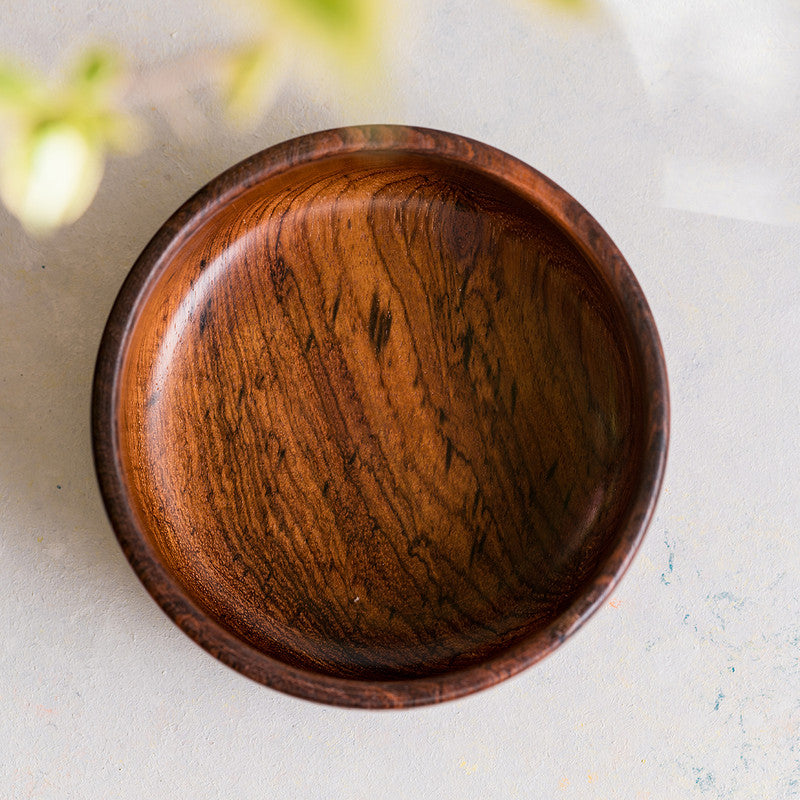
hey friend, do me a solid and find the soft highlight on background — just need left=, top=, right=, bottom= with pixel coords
left=1, top=1, right=798, bottom=798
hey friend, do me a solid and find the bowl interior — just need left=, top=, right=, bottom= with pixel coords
left=116, top=150, right=644, bottom=680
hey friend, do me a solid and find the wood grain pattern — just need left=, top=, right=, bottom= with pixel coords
left=93, top=126, right=669, bottom=707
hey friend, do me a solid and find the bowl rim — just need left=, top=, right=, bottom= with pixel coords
left=92, top=124, right=669, bottom=709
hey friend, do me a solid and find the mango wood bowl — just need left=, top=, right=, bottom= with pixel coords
left=92, top=125, right=668, bottom=708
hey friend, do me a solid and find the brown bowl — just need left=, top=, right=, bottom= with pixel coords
left=92, top=125, right=668, bottom=708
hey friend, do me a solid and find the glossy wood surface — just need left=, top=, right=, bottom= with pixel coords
left=93, top=126, right=668, bottom=707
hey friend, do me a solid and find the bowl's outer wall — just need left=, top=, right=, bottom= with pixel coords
left=92, top=125, right=669, bottom=708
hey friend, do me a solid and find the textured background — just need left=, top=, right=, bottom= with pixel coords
left=1, top=1, right=798, bottom=797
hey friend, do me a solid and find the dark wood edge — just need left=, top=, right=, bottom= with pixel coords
left=92, top=124, right=669, bottom=709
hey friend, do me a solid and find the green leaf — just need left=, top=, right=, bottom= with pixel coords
left=0, top=46, right=142, bottom=233
left=535, top=0, right=593, bottom=13
left=71, top=47, right=122, bottom=91
left=289, top=0, right=367, bottom=31
left=254, top=0, right=379, bottom=62
left=0, top=62, right=42, bottom=113
left=224, top=41, right=286, bottom=124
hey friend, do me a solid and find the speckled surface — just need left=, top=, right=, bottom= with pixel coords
left=1, top=1, right=798, bottom=797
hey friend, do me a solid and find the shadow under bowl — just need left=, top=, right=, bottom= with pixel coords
left=93, top=125, right=668, bottom=708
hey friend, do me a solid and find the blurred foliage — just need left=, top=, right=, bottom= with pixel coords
left=0, top=0, right=584, bottom=235
left=242, top=0, right=378, bottom=67
left=0, top=48, right=139, bottom=234
left=223, top=0, right=380, bottom=124
left=535, top=0, right=592, bottom=11
left=224, top=40, right=288, bottom=124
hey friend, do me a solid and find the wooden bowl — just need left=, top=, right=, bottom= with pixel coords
left=93, top=126, right=668, bottom=708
